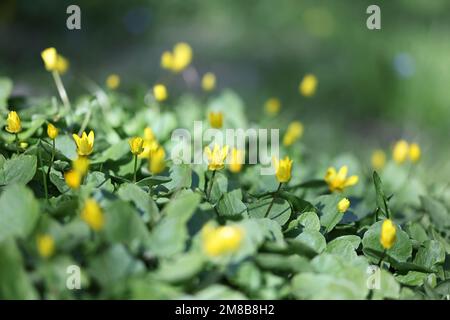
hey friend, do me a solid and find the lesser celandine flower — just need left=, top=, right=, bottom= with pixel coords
left=36, top=234, right=55, bottom=258
left=106, top=74, right=120, bottom=90
left=161, top=51, right=173, bottom=69
left=5, top=111, right=21, bottom=133
left=139, top=127, right=158, bottom=159
left=229, top=148, right=244, bottom=173
left=171, top=42, right=193, bottom=73
left=282, top=121, right=304, bottom=146
left=299, top=74, right=318, bottom=97
left=55, top=55, right=69, bottom=74
left=47, top=123, right=59, bottom=140
left=81, top=198, right=105, bottom=232
left=273, top=156, right=293, bottom=183
left=324, top=165, right=359, bottom=192
left=129, top=137, right=144, bottom=155
left=73, top=131, right=94, bottom=156
left=392, top=140, right=409, bottom=164
left=153, top=84, right=168, bottom=102
left=371, top=149, right=386, bottom=170
left=380, top=219, right=396, bottom=250
left=338, top=198, right=350, bottom=213
left=72, top=157, right=90, bottom=177
left=208, top=111, right=223, bottom=129
left=264, top=98, right=281, bottom=116
left=202, top=72, right=216, bottom=92
left=65, top=170, right=81, bottom=189
left=205, top=144, right=229, bottom=171
left=202, top=224, right=243, bottom=257
left=409, top=143, right=421, bottom=163
left=41, top=47, right=58, bottom=71
left=149, top=146, right=166, bottom=174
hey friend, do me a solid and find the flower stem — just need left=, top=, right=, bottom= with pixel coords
left=133, top=155, right=138, bottom=183
left=38, top=141, right=48, bottom=201
left=52, top=71, right=71, bottom=111
left=378, top=249, right=387, bottom=267
left=207, top=170, right=216, bottom=201
left=14, top=133, right=19, bottom=155
left=264, top=183, right=282, bottom=218
left=46, top=139, right=55, bottom=178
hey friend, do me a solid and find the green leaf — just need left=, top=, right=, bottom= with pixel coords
left=155, top=252, right=205, bottom=284
left=413, top=240, right=445, bottom=270
left=0, top=154, right=37, bottom=186
left=296, top=230, right=327, bottom=254
left=373, top=171, right=391, bottom=218
left=297, top=211, right=321, bottom=231
left=136, top=175, right=172, bottom=187
left=163, top=164, right=192, bottom=191
left=0, top=184, right=40, bottom=242
left=277, top=191, right=315, bottom=214
left=118, top=183, right=159, bottom=223
left=255, top=253, right=311, bottom=273
left=395, top=271, right=428, bottom=286
left=91, top=139, right=129, bottom=164
left=313, top=194, right=344, bottom=233
left=248, top=197, right=291, bottom=226
left=217, top=189, right=247, bottom=218
left=420, top=196, right=450, bottom=229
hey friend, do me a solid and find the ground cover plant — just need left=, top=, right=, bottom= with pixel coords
left=0, top=43, right=449, bottom=300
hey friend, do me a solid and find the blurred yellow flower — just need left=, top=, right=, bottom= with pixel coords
left=205, top=144, right=229, bottom=171
left=299, top=74, right=318, bottom=97
left=139, top=127, right=158, bottom=159
left=65, top=169, right=81, bottom=189
left=324, top=165, right=358, bottom=192
left=229, top=148, right=244, bottom=173
left=171, top=42, right=193, bottom=73
left=208, top=111, right=223, bottom=129
left=41, top=47, right=58, bottom=71
left=47, top=123, right=59, bottom=140
left=337, top=198, right=350, bottom=213
left=106, top=74, right=120, bottom=90
left=153, top=84, right=168, bottom=102
left=73, top=131, right=95, bottom=156
left=202, top=224, right=243, bottom=257
left=129, top=137, right=144, bottom=155
left=409, top=143, right=421, bottom=163
left=202, top=72, right=216, bottom=92
left=282, top=121, right=304, bottom=146
left=81, top=198, right=105, bottom=231
left=20, top=142, right=28, bottom=149
left=55, top=55, right=69, bottom=74
left=37, top=234, right=55, bottom=258
left=392, top=140, right=409, bottom=164
left=273, top=156, right=293, bottom=183
left=144, top=127, right=155, bottom=141
left=72, top=157, right=90, bottom=176
left=371, top=149, right=386, bottom=170
left=5, top=111, right=22, bottom=133
left=149, top=146, right=166, bottom=174
left=160, top=51, right=173, bottom=69
left=264, top=98, right=281, bottom=116
left=380, top=219, right=396, bottom=250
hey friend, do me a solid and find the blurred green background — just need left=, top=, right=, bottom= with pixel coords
left=1, top=0, right=449, bottom=171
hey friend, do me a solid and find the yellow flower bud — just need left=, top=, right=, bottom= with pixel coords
left=208, top=111, right=223, bottom=129
left=229, top=148, right=244, bottom=173
left=72, top=157, right=90, bottom=176
left=337, top=198, right=350, bottom=213
left=5, top=111, right=22, bottom=134
left=36, top=234, right=55, bottom=258
left=171, top=42, right=193, bottom=73
left=273, top=156, right=293, bottom=183
left=204, top=144, right=229, bottom=171
left=409, top=143, right=421, bottom=163
left=129, top=137, right=144, bottom=155
left=55, top=54, right=69, bottom=74
left=81, top=198, right=105, bottom=232
left=149, top=146, right=166, bottom=174
left=202, top=72, right=216, bottom=92
left=202, top=224, right=244, bottom=257
left=65, top=169, right=81, bottom=189
left=20, top=142, right=28, bottom=149
left=392, top=140, right=409, bottom=164
left=380, top=219, right=397, bottom=250
left=72, top=131, right=95, bottom=156
left=264, top=98, right=281, bottom=116
left=324, top=165, right=359, bottom=192
left=47, top=123, right=59, bottom=140
left=371, top=149, right=386, bottom=170
left=161, top=51, right=173, bottom=70
left=106, top=74, right=120, bottom=90
left=41, top=47, right=58, bottom=71
left=299, top=74, right=318, bottom=97
left=153, top=84, right=168, bottom=102
left=282, top=121, right=304, bottom=146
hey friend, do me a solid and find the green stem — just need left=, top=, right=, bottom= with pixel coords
left=206, top=170, right=217, bottom=201
left=264, top=183, right=282, bottom=218
left=52, top=71, right=71, bottom=111
left=378, top=249, right=387, bottom=267
left=14, top=133, right=19, bottom=155
left=133, top=155, right=138, bottom=183
left=46, top=139, right=55, bottom=178
left=38, top=141, right=48, bottom=201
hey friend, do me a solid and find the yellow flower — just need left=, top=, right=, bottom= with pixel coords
left=161, top=51, right=173, bottom=69
left=106, top=74, right=120, bottom=90
left=202, top=72, right=216, bottom=91
left=36, top=234, right=55, bottom=258
left=81, top=198, right=105, bottom=232
left=144, top=127, right=155, bottom=141
left=41, top=47, right=58, bottom=71
left=171, top=42, right=193, bottom=73
left=129, top=137, right=144, bottom=155
left=208, top=111, right=223, bottom=129
left=47, top=123, right=59, bottom=140
left=72, top=157, right=90, bottom=176
left=337, top=198, right=350, bottom=213
left=55, top=54, right=69, bottom=74
left=371, top=149, right=386, bottom=170
left=138, top=127, right=158, bottom=159
left=72, top=131, right=94, bottom=156
left=65, top=169, right=81, bottom=189
left=380, top=219, right=396, bottom=250
left=392, top=140, right=409, bottom=164
left=20, top=142, right=28, bottom=149
left=282, top=121, right=304, bottom=146
left=5, top=111, right=22, bottom=133
left=153, top=84, right=168, bottom=102
left=202, top=224, right=244, bottom=257
left=149, top=146, right=166, bottom=174
left=229, top=148, right=244, bottom=173
left=409, top=143, right=421, bottom=163
left=324, top=165, right=359, bottom=192
left=273, top=156, right=293, bottom=183
left=264, top=98, right=281, bottom=116
left=205, top=144, right=229, bottom=171
left=299, top=74, right=318, bottom=97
